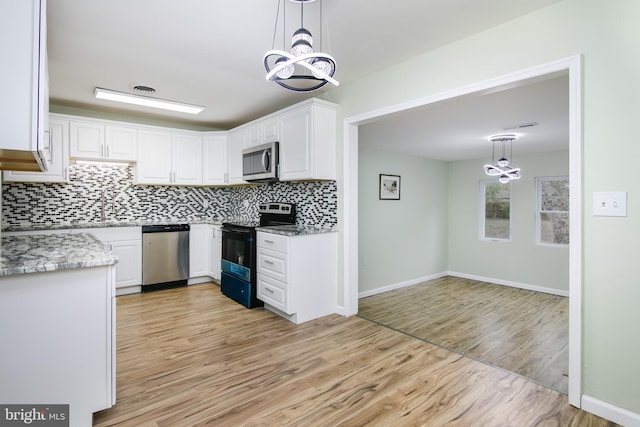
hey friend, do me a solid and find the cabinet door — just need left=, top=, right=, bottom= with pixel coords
left=203, top=134, right=227, bottom=186
left=279, top=106, right=312, bottom=180
left=70, top=120, right=105, bottom=159
left=226, top=128, right=247, bottom=185
left=209, top=225, right=222, bottom=280
left=245, top=123, right=262, bottom=148
left=136, top=130, right=172, bottom=184
left=262, top=117, right=279, bottom=143
left=105, top=125, right=137, bottom=161
left=3, top=117, right=69, bottom=183
left=172, top=133, right=203, bottom=185
left=109, top=239, right=142, bottom=288
left=189, top=224, right=210, bottom=278
left=0, top=0, right=48, bottom=160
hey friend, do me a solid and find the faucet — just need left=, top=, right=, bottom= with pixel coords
left=101, top=186, right=116, bottom=222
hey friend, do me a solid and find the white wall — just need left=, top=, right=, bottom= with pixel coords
left=324, top=0, right=640, bottom=418
left=448, top=151, right=569, bottom=293
left=358, top=146, right=448, bottom=293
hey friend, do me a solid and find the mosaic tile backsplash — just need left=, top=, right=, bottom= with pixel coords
left=1, top=164, right=337, bottom=228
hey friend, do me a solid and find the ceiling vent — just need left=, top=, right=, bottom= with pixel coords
left=503, top=121, right=539, bottom=130
left=132, top=85, right=156, bottom=94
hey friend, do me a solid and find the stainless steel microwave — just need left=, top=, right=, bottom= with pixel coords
left=242, top=141, right=279, bottom=183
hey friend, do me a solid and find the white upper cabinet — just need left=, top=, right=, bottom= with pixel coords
left=244, top=117, right=279, bottom=149
left=136, top=130, right=173, bottom=184
left=203, top=133, right=227, bottom=186
left=70, top=119, right=137, bottom=162
left=105, top=125, right=138, bottom=161
left=226, top=127, right=248, bottom=185
left=3, top=116, right=69, bottom=183
left=135, top=129, right=202, bottom=185
left=172, top=133, right=203, bottom=185
left=278, top=100, right=336, bottom=181
left=0, top=0, right=49, bottom=172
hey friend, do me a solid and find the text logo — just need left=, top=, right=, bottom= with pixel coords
left=0, top=405, right=68, bottom=426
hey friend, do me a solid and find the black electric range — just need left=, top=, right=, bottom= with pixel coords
left=220, top=202, right=296, bottom=308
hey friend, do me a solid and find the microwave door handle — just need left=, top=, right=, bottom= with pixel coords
left=262, top=149, right=270, bottom=172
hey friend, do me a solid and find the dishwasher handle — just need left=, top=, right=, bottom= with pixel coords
left=142, top=224, right=190, bottom=233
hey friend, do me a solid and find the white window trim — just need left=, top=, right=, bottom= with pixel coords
left=535, top=176, right=569, bottom=247
left=480, top=179, right=512, bottom=242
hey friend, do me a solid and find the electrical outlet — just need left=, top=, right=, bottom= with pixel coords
left=593, top=192, right=627, bottom=217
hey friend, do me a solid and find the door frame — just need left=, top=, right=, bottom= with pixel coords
left=342, top=55, right=583, bottom=407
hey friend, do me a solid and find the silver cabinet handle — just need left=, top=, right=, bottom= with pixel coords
left=264, top=239, right=274, bottom=244
left=106, top=144, right=110, bottom=158
left=264, top=287, right=274, bottom=294
left=264, top=260, right=274, bottom=265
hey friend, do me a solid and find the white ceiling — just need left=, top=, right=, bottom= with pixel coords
left=359, top=73, right=569, bottom=161
left=47, top=0, right=563, bottom=131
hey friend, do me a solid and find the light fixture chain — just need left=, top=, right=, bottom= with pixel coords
left=270, top=0, right=282, bottom=50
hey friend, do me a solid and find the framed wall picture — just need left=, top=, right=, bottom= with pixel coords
left=379, top=174, right=401, bottom=200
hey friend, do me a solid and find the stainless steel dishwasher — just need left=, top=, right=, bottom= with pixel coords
left=142, top=224, right=190, bottom=291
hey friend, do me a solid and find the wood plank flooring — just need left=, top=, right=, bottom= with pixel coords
left=358, top=276, right=569, bottom=394
left=93, top=283, right=614, bottom=426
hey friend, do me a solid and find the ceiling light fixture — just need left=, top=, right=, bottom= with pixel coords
left=263, top=0, right=339, bottom=92
left=484, top=134, right=521, bottom=184
left=94, top=88, right=205, bottom=115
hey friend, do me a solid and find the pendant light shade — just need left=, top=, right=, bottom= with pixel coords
left=484, top=134, right=521, bottom=183
left=264, top=0, right=339, bottom=92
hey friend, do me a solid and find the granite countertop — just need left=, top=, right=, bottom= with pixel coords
left=2, top=218, right=224, bottom=233
left=0, top=233, right=118, bottom=276
left=256, top=225, right=337, bottom=236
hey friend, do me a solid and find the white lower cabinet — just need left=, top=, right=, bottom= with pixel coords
left=189, top=224, right=210, bottom=282
left=256, top=231, right=337, bottom=324
left=209, top=225, right=222, bottom=281
left=190, top=224, right=221, bottom=284
left=0, top=265, right=116, bottom=427
left=73, top=227, right=142, bottom=295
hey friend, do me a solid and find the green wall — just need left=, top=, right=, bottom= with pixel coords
left=326, top=0, right=640, bottom=416
left=358, top=146, right=448, bottom=293
left=448, top=151, right=569, bottom=292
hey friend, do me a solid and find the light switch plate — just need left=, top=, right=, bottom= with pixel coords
left=593, top=192, right=627, bottom=217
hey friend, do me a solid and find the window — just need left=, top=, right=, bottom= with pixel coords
left=481, top=181, right=511, bottom=241
left=537, top=177, right=569, bottom=245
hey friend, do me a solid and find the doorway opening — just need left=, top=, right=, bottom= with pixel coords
left=342, top=55, right=582, bottom=407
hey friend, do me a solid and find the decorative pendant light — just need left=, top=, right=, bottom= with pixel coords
left=264, top=0, right=339, bottom=92
left=483, top=134, right=521, bottom=184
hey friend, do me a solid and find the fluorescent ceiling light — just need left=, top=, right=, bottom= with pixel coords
left=94, top=88, right=205, bottom=115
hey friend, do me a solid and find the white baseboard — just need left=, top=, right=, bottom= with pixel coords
left=115, top=285, right=141, bottom=296
left=358, top=272, right=449, bottom=298
left=357, top=271, right=569, bottom=300
left=582, top=395, right=640, bottom=427
left=448, top=271, right=569, bottom=297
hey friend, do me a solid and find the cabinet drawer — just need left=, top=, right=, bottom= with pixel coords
left=257, top=247, right=287, bottom=282
left=257, top=274, right=291, bottom=314
left=257, top=232, right=288, bottom=253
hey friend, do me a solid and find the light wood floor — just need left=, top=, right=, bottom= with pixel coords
left=93, top=283, right=614, bottom=426
left=358, top=276, right=569, bottom=394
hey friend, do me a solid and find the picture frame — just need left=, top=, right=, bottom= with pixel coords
left=379, top=174, right=401, bottom=200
